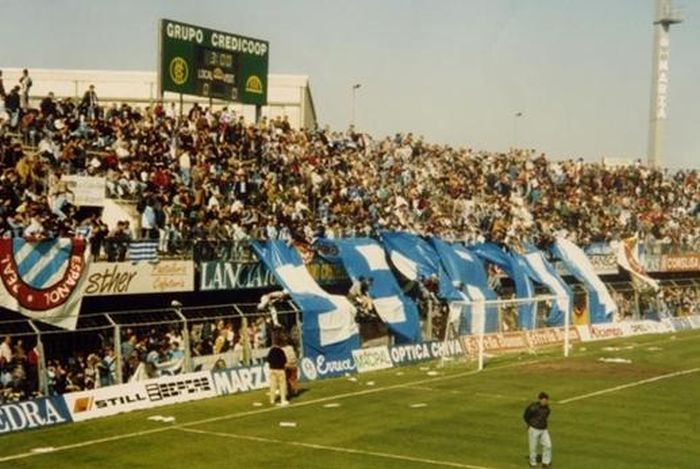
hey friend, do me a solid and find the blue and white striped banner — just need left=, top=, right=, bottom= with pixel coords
left=520, top=246, right=572, bottom=327
left=335, top=238, right=421, bottom=343
left=551, top=237, right=616, bottom=323
left=431, top=238, right=499, bottom=334
left=469, top=242, right=537, bottom=329
left=128, top=241, right=159, bottom=262
left=252, top=241, right=360, bottom=378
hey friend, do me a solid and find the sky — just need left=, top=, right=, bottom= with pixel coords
left=1, top=0, right=698, bottom=169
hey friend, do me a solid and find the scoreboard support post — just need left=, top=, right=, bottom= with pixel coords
left=255, top=105, right=262, bottom=123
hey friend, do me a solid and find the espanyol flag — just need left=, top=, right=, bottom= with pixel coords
left=616, top=236, right=660, bottom=291
left=0, top=238, right=90, bottom=330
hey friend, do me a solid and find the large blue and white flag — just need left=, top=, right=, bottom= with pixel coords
left=251, top=241, right=359, bottom=376
left=379, top=232, right=463, bottom=301
left=519, top=245, right=572, bottom=327
left=430, top=238, right=499, bottom=333
left=380, top=232, right=472, bottom=335
left=335, top=238, right=421, bottom=343
left=469, top=242, right=537, bottom=329
left=0, top=238, right=90, bottom=330
left=551, top=237, right=616, bottom=323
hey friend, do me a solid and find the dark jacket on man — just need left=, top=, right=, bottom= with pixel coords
left=40, top=97, right=57, bottom=117
left=5, top=89, right=20, bottom=112
left=523, top=401, right=550, bottom=430
left=82, top=90, right=98, bottom=109
left=266, top=346, right=287, bottom=371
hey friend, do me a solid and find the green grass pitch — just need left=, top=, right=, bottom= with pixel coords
left=2, top=329, right=700, bottom=468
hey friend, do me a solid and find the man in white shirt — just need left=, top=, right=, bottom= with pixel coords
left=0, top=336, right=12, bottom=366
left=23, top=215, right=45, bottom=238
left=19, top=69, right=32, bottom=110
left=257, top=290, right=289, bottom=327
left=178, top=149, right=191, bottom=186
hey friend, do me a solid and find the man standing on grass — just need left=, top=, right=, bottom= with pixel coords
left=523, top=391, right=552, bottom=468
left=266, top=335, right=289, bottom=406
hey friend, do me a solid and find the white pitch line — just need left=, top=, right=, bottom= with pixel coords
left=473, top=392, right=514, bottom=400
left=559, top=367, right=700, bottom=404
left=176, top=427, right=495, bottom=469
left=401, top=385, right=445, bottom=392
left=401, top=384, right=465, bottom=395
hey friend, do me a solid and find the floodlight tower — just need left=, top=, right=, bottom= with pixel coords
left=647, top=0, right=683, bottom=168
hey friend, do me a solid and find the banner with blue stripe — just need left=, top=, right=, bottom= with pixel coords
left=379, top=232, right=474, bottom=335
left=430, top=238, right=499, bottom=333
left=550, top=238, right=616, bottom=323
left=519, top=245, right=573, bottom=327
left=379, top=232, right=463, bottom=301
left=469, top=242, right=537, bottom=329
left=0, top=238, right=89, bottom=330
left=251, top=241, right=359, bottom=375
left=334, top=238, right=421, bottom=343
left=128, top=241, right=159, bottom=262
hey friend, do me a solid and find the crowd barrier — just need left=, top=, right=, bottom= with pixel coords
left=576, top=320, right=673, bottom=342
left=2, top=315, right=700, bottom=435
left=0, top=395, right=71, bottom=434
left=0, top=362, right=270, bottom=434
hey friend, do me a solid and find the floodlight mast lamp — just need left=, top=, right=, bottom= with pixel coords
left=647, top=0, right=683, bottom=168
left=351, top=83, right=361, bottom=128
left=513, top=112, right=523, bottom=148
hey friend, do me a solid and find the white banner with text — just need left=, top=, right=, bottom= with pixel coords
left=82, top=261, right=195, bottom=296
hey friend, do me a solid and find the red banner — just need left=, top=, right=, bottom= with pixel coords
left=461, top=327, right=579, bottom=356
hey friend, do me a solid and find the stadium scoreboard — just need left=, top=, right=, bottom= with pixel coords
left=159, top=19, right=269, bottom=105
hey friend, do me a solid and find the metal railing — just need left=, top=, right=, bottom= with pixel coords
left=0, top=303, right=302, bottom=403
left=2, top=279, right=699, bottom=404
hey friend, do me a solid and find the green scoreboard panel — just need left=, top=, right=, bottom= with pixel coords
left=159, top=19, right=269, bottom=105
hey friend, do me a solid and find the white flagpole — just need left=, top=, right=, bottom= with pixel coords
left=477, top=300, right=485, bottom=371
left=564, top=295, right=570, bottom=358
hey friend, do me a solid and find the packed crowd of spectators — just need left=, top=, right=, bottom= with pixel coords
left=0, top=306, right=300, bottom=400
left=658, top=286, right=700, bottom=317
left=0, top=333, right=111, bottom=402
left=2, top=72, right=700, bottom=400
left=2, top=71, right=699, bottom=256
left=0, top=325, right=187, bottom=400
left=0, top=335, right=39, bottom=403
left=610, top=289, right=638, bottom=320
